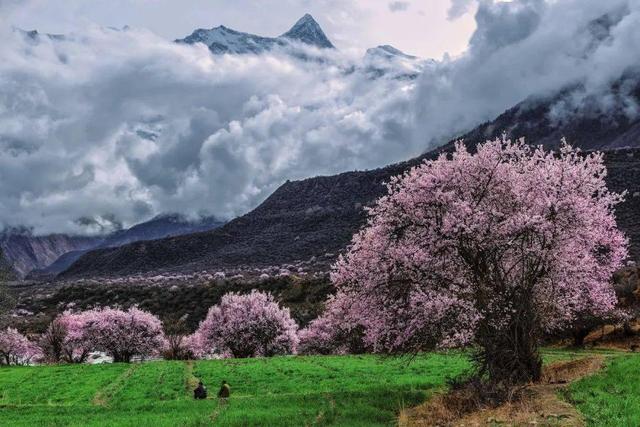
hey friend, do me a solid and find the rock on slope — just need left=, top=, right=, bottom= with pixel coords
left=0, top=232, right=101, bottom=279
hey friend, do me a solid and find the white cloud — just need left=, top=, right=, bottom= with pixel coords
left=0, top=24, right=422, bottom=234
left=388, top=1, right=410, bottom=12
left=0, top=0, right=639, bottom=235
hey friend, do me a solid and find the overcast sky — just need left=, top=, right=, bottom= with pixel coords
left=1, top=0, right=638, bottom=235
left=7, top=0, right=478, bottom=59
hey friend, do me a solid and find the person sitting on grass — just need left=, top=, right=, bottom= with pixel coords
left=218, top=380, right=230, bottom=399
left=194, top=381, right=207, bottom=400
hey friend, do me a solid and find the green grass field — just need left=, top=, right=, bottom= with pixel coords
left=568, top=353, right=640, bottom=427
left=0, top=353, right=471, bottom=427
left=0, top=349, right=637, bottom=426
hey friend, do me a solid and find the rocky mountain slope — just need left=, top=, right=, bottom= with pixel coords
left=0, top=232, right=100, bottom=279
left=27, top=214, right=224, bottom=278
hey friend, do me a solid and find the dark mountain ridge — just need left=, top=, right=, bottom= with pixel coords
left=2, top=214, right=224, bottom=280
left=28, top=214, right=225, bottom=279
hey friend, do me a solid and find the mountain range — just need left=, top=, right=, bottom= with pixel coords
left=175, top=13, right=334, bottom=54
left=8, top=14, right=640, bottom=282
left=1, top=214, right=224, bottom=279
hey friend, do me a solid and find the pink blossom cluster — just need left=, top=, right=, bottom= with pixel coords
left=44, top=307, right=166, bottom=363
left=192, top=290, right=299, bottom=358
left=331, top=138, right=628, bottom=354
left=0, top=327, right=41, bottom=365
left=80, top=307, right=166, bottom=362
left=40, top=311, right=102, bottom=363
left=298, top=292, right=367, bottom=355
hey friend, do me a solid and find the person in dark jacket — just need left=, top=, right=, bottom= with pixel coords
left=194, top=381, right=207, bottom=399
left=218, top=380, right=230, bottom=399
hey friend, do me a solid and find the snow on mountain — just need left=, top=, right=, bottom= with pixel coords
left=176, top=15, right=429, bottom=80
left=177, top=25, right=281, bottom=54
left=280, top=14, right=334, bottom=49
left=363, top=45, right=433, bottom=80
left=176, top=13, right=334, bottom=54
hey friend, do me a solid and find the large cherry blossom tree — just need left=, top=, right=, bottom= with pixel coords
left=194, top=291, right=298, bottom=358
left=332, top=138, right=627, bottom=390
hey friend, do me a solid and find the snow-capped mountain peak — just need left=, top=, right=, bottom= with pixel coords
left=365, top=45, right=417, bottom=60
left=176, top=14, right=334, bottom=54
left=362, top=44, right=433, bottom=80
left=280, top=13, right=334, bottom=49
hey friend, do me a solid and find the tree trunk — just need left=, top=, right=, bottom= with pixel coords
left=475, top=302, right=542, bottom=393
left=623, top=321, right=636, bottom=337
left=572, top=329, right=589, bottom=347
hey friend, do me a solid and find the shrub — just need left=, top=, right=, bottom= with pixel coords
left=162, top=315, right=195, bottom=360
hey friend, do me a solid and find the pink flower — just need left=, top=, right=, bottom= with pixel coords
left=0, top=328, right=41, bottom=365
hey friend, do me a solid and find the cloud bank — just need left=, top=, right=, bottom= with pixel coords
left=0, top=0, right=639, bottom=235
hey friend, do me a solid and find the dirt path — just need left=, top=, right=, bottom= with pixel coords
left=92, top=364, right=140, bottom=407
left=183, top=361, right=200, bottom=397
left=399, top=356, right=605, bottom=427
left=183, top=360, right=230, bottom=423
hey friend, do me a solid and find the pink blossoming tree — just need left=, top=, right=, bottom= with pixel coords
left=0, top=327, right=40, bottom=365
left=298, top=292, right=367, bottom=355
left=39, top=312, right=93, bottom=363
left=79, top=307, right=166, bottom=363
left=194, top=291, right=299, bottom=358
left=332, top=138, right=627, bottom=392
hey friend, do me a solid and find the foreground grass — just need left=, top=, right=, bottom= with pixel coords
left=0, top=353, right=470, bottom=427
left=568, top=353, right=640, bottom=427
left=0, top=349, right=627, bottom=426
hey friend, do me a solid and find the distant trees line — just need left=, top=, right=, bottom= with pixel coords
left=1, top=289, right=360, bottom=365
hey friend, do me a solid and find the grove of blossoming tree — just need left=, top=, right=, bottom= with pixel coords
left=194, top=291, right=298, bottom=358
left=332, top=138, right=627, bottom=392
left=78, top=307, right=166, bottom=363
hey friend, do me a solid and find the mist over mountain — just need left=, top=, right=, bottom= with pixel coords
left=59, top=78, right=640, bottom=280
left=0, top=0, right=639, bottom=241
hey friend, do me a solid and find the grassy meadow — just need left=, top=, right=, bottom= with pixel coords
left=568, top=353, right=640, bottom=427
left=0, top=349, right=636, bottom=426
left=0, top=353, right=470, bottom=427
